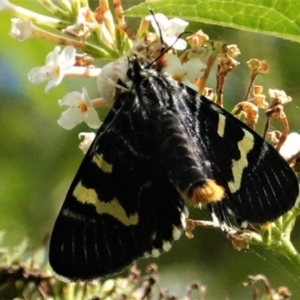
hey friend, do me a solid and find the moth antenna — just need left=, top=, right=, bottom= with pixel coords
left=146, top=10, right=193, bottom=69
left=149, top=9, right=165, bottom=49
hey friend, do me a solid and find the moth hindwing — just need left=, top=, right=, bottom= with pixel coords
left=49, top=56, right=299, bottom=281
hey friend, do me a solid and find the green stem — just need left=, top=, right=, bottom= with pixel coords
left=37, top=0, right=70, bottom=19
left=250, top=223, right=300, bottom=270
left=278, top=235, right=300, bottom=267
left=283, top=205, right=300, bottom=234
left=84, top=40, right=118, bottom=58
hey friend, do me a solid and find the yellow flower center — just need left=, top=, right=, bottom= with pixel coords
left=173, top=74, right=183, bottom=82
left=78, top=101, right=88, bottom=112
left=54, top=65, right=60, bottom=77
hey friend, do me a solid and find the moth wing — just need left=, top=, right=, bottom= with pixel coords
left=49, top=94, right=186, bottom=280
left=182, top=89, right=298, bottom=224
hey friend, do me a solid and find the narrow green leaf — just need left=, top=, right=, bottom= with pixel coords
left=125, top=0, right=300, bottom=43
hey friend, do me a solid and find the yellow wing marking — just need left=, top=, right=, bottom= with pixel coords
left=92, top=154, right=113, bottom=173
left=73, top=182, right=138, bottom=226
left=228, top=129, right=255, bottom=193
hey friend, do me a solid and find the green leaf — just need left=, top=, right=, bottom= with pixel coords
left=125, top=0, right=300, bottom=43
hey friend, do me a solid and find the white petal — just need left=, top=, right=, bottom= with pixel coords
left=81, top=87, right=92, bottom=107
left=163, top=36, right=187, bottom=50
left=28, top=66, right=51, bottom=84
left=78, top=132, right=96, bottom=154
left=84, top=108, right=102, bottom=129
left=45, top=76, right=62, bottom=93
left=145, top=13, right=169, bottom=33
left=59, top=46, right=76, bottom=69
left=165, top=53, right=181, bottom=66
left=279, top=133, right=300, bottom=160
left=58, top=91, right=83, bottom=106
left=164, top=54, right=184, bottom=76
left=184, top=58, right=206, bottom=81
left=167, top=18, right=189, bottom=36
left=97, top=57, right=129, bottom=106
left=46, top=46, right=61, bottom=65
left=57, top=107, right=83, bottom=130
left=10, top=18, right=33, bottom=42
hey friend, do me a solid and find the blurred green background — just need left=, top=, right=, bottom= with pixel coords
left=1, top=1, right=300, bottom=299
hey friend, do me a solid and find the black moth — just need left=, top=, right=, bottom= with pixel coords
left=49, top=55, right=299, bottom=281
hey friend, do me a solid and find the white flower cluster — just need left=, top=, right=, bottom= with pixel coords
left=3, top=0, right=209, bottom=150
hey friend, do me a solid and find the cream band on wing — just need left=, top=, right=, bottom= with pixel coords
left=73, top=181, right=139, bottom=226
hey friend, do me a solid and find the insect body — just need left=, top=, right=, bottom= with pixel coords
left=49, top=56, right=299, bottom=281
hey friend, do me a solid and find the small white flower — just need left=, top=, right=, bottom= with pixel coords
left=28, top=46, right=76, bottom=92
left=268, top=89, right=292, bottom=105
left=279, top=133, right=300, bottom=161
left=78, top=132, right=96, bottom=154
left=97, top=56, right=130, bottom=106
left=145, top=13, right=188, bottom=50
left=164, top=53, right=206, bottom=90
left=10, top=18, right=33, bottom=42
left=57, top=88, right=101, bottom=130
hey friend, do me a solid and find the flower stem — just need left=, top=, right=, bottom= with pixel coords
left=251, top=223, right=300, bottom=270
left=2, top=0, right=68, bottom=29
